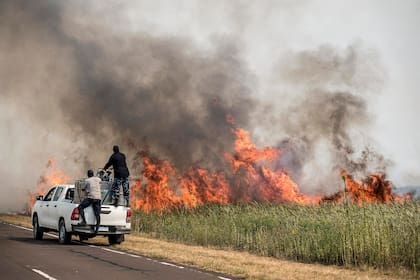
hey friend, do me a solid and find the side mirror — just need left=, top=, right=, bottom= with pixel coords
left=36, top=195, right=43, bottom=201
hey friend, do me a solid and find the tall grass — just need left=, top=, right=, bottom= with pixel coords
left=132, top=202, right=419, bottom=271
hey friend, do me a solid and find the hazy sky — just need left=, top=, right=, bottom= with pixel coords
left=1, top=0, right=419, bottom=211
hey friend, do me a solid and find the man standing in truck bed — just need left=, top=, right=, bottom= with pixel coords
left=104, top=145, right=130, bottom=206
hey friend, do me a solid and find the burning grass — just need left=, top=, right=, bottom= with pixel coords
left=132, top=201, right=419, bottom=272
left=28, top=118, right=407, bottom=214
left=128, top=117, right=407, bottom=212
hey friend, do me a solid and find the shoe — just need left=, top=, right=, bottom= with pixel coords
left=78, top=221, right=87, bottom=226
left=94, top=223, right=100, bottom=234
left=125, top=199, right=130, bottom=207
left=113, top=198, right=119, bottom=207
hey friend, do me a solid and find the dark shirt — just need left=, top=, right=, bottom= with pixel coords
left=104, top=152, right=130, bottom=179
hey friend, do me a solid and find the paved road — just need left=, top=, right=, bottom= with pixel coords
left=0, top=222, right=235, bottom=280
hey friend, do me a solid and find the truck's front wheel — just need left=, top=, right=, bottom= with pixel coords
left=108, top=234, right=124, bottom=245
left=33, top=215, right=43, bottom=240
left=58, top=219, right=71, bottom=244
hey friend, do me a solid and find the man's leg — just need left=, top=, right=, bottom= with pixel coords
left=78, top=198, right=92, bottom=225
left=112, top=178, right=121, bottom=206
left=122, top=178, right=130, bottom=207
left=93, top=200, right=101, bottom=233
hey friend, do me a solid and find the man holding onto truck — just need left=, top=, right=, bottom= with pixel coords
left=78, top=169, right=102, bottom=233
left=104, top=145, right=130, bottom=207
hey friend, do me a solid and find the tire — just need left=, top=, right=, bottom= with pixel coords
left=58, top=219, right=71, bottom=244
left=32, top=215, right=43, bottom=240
left=79, top=235, right=88, bottom=242
left=108, top=234, right=124, bottom=245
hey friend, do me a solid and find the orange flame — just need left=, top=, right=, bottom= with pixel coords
left=224, top=127, right=317, bottom=204
left=130, top=155, right=230, bottom=212
left=340, top=170, right=407, bottom=204
left=131, top=115, right=410, bottom=212
left=131, top=156, right=178, bottom=212
left=28, top=159, right=70, bottom=211
left=29, top=119, right=409, bottom=214
left=131, top=120, right=321, bottom=212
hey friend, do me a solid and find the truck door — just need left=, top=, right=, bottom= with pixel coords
left=47, top=186, right=64, bottom=230
left=38, top=187, right=56, bottom=228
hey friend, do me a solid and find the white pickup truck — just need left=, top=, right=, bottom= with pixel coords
left=31, top=183, right=131, bottom=245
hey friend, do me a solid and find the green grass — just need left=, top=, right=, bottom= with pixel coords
left=131, top=201, right=419, bottom=272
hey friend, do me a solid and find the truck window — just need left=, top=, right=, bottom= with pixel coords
left=44, top=187, right=56, bottom=201
left=65, top=189, right=74, bottom=200
left=53, top=187, right=64, bottom=201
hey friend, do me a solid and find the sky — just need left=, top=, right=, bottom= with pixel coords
left=0, top=0, right=419, bottom=212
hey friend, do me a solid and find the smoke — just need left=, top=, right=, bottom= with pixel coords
left=269, top=45, right=389, bottom=193
left=0, top=1, right=391, bottom=211
left=0, top=1, right=260, bottom=211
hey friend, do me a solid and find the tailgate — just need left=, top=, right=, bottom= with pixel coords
left=78, top=205, right=130, bottom=227
left=100, top=205, right=129, bottom=226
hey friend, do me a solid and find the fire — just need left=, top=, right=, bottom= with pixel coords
left=29, top=122, right=408, bottom=213
left=130, top=114, right=410, bottom=212
left=130, top=154, right=230, bottom=212
left=224, top=127, right=316, bottom=204
left=28, top=159, right=70, bottom=211
left=130, top=155, right=178, bottom=212
left=180, top=168, right=230, bottom=207
left=321, top=170, right=409, bottom=204
left=28, top=122, right=409, bottom=214
left=132, top=119, right=320, bottom=212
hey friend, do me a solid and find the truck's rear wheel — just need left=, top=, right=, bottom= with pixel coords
left=33, top=215, right=43, bottom=240
left=58, top=219, right=71, bottom=244
left=79, top=235, right=88, bottom=242
left=108, top=234, right=124, bottom=245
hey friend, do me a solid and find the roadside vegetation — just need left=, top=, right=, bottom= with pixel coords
left=132, top=201, right=419, bottom=273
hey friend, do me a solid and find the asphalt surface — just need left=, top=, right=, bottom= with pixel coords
left=0, top=222, right=235, bottom=280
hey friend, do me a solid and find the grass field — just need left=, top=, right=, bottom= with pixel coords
left=132, top=201, right=419, bottom=272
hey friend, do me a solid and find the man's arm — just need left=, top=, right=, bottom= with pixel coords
left=84, top=181, right=91, bottom=195
left=104, top=155, right=113, bottom=170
